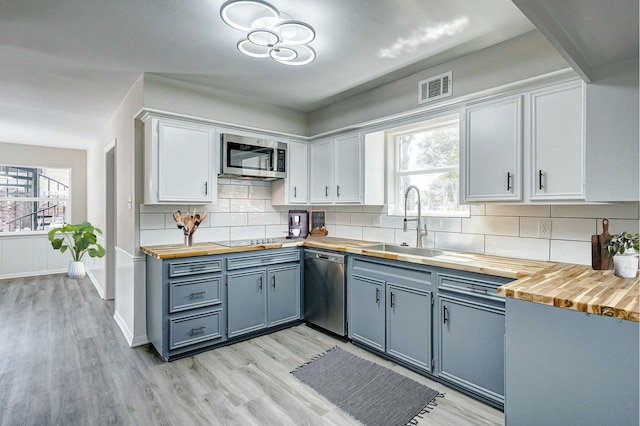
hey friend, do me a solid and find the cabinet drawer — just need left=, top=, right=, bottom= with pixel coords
left=169, top=276, right=222, bottom=313
left=227, top=249, right=300, bottom=270
left=169, top=258, right=223, bottom=277
left=169, top=309, right=223, bottom=350
left=438, top=273, right=509, bottom=302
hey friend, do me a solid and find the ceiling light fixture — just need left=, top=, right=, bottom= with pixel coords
left=220, top=0, right=316, bottom=66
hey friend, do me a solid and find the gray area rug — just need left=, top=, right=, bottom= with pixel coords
left=292, top=346, right=443, bottom=426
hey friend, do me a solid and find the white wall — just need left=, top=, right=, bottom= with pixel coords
left=308, top=31, right=569, bottom=136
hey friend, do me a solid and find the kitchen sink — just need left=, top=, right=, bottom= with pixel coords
left=361, top=243, right=444, bottom=257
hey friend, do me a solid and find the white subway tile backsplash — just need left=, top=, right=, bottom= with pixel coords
left=140, top=204, right=189, bottom=214
left=248, top=212, right=281, bottom=226
left=201, top=199, right=230, bottom=213
left=333, top=225, right=363, bottom=240
left=140, top=229, right=184, bottom=246
left=380, top=214, right=404, bottom=229
left=140, top=213, right=165, bottom=230
left=218, top=184, right=249, bottom=199
left=485, top=236, right=549, bottom=260
left=551, top=202, right=639, bottom=219
left=485, top=204, right=550, bottom=217
left=230, top=226, right=265, bottom=240
left=335, top=205, right=362, bottom=213
left=328, top=212, right=351, bottom=226
left=549, top=218, right=595, bottom=241
left=362, top=205, right=386, bottom=214
left=550, top=240, right=592, bottom=265
left=230, top=199, right=265, bottom=213
left=265, top=224, right=289, bottom=239
left=193, top=227, right=230, bottom=243
left=427, top=217, right=462, bottom=233
left=351, top=213, right=380, bottom=227
left=462, top=216, right=519, bottom=236
left=469, top=205, right=485, bottom=216
left=435, top=232, right=485, bottom=253
left=248, top=185, right=272, bottom=199
left=209, top=212, right=247, bottom=227
left=363, top=227, right=395, bottom=243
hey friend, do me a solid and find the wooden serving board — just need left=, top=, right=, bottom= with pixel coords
left=591, top=218, right=613, bottom=270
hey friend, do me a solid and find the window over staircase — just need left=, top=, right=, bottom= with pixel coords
left=0, top=165, right=70, bottom=232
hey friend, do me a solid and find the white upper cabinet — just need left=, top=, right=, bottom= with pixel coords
left=308, top=132, right=384, bottom=205
left=334, top=133, right=362, bottom=203
left=142, top=114, right=216, bottom=204
left=529, top=81, right=585, bottom=201
left=462, top=79, right=587, bottom=204
left=309, top=138, right=336, bottom=203
left=463, top=95, right=523, bottom=202
left=272, top=140, right=309, bottom=205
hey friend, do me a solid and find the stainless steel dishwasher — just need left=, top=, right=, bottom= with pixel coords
left=304, top=249, right=346, bottom=336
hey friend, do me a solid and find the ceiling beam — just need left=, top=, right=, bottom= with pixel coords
left=510, top=0, right=593, bottom=82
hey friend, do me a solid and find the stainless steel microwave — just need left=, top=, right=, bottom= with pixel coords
left=219, top=133, right=287, bottom=180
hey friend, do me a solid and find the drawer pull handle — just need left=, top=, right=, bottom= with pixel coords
left=375, top=288, right=380, bottom=304
left=325, top=185, right=329, bottom=197
left=507, top=172, right=512, bottom=191
left=190, top=326, right=206, bottom=335
left=190, top=265, right=206, bottom=272
left=390, top=291, right=395, bottom=308
left=258, top=276, right=263, bottom=290
left=272, top=276, right=276, bottom=288
left=293, top=186, right=297, bottom=198
left=443, top=305, right=448, bottom=324
left=336, top=185, right=340, bottom=197
left=467, top=285, right=488, bottom=294
left=190, top=291, right=206, bottom=298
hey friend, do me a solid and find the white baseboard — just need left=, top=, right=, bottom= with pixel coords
left=86, top=268, right=105, bottom=299
left=0, top=269, right=66, bottom=280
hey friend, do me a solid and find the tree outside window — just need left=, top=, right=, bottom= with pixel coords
left=393, top=115, right=468, bottom=216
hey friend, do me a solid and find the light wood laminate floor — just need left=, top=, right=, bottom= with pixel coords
left=0, top=274, right=503, bottom=425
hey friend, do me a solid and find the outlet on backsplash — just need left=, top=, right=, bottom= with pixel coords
left=537, top=219, right=552, bottom=238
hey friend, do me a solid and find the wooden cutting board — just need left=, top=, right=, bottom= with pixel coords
left=591, top=218, right=613, bottom=270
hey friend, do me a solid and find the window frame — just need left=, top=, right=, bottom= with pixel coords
left=386, top=112, right=469, bottom=218
left=0, top=164, right=71, bottom=233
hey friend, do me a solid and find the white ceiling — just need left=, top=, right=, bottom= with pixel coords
left=0, top=0, right=637, bottom=150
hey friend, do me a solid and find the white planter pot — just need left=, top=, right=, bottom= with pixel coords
left=68, top=261, right=86, bottom=279
left=612, top=254, right=639, bottom=278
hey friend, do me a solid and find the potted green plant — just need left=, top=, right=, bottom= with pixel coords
left=48, top=221, right=106, bottom=278
left=604, top=232, right=639, bottom=278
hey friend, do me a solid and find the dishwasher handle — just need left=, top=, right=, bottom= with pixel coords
left=304, top=249, right=345, bottom=264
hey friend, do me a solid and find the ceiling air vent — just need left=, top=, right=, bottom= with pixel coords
left=418, top=71, right=452, bottom=104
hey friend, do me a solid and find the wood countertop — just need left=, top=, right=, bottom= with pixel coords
left=140, top=236, right=638, bottom=322
left=498, top=263, right=639, bottom=322
left=140, top=236, right=553, bottom=279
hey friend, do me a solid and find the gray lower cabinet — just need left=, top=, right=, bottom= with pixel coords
left=227, top=248, right=301, bottom=339
left=227, top=269, right=267, bottom=338
left=505, top=298, right=639, bottom=426
left=146, top=254, right=226, bottom=361
left=437, top=271, right=510, bottom=406
left=348, top=257, right=433, bottom=372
